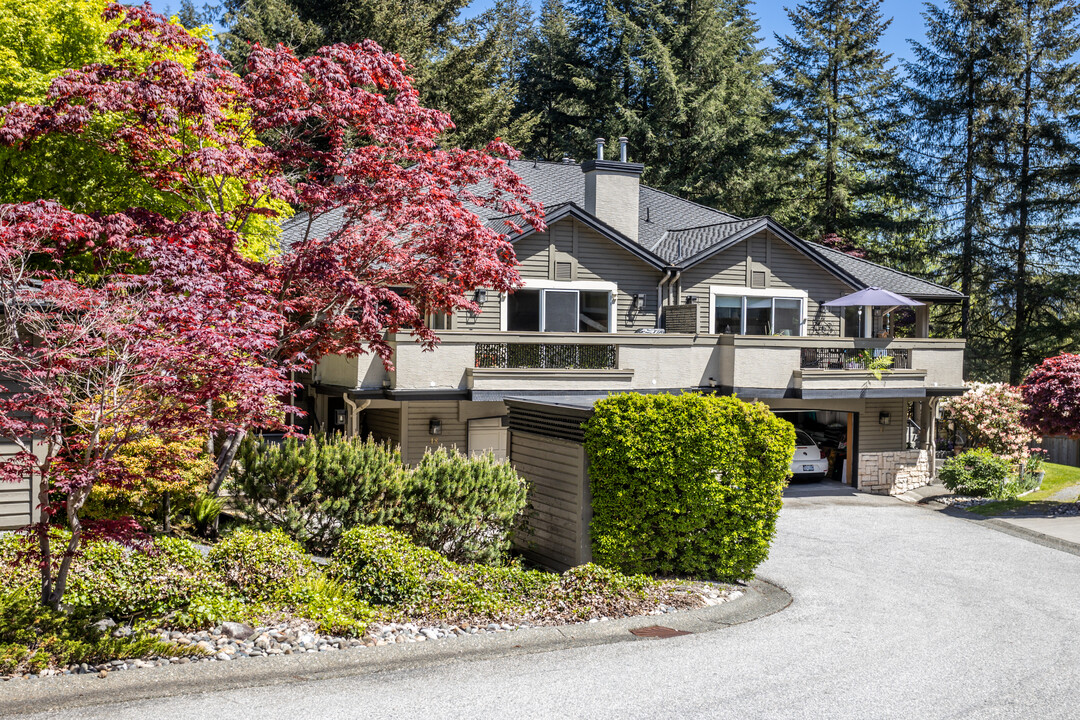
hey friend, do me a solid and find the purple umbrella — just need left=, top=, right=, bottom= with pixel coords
left=823, top=286, right=924, bottom=308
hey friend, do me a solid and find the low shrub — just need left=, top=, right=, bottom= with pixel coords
left=229, top=433, right=407, bottom=555
left=331, top=526, right=455, bottom=606
left=332, top=526, right=699, bottom=626
left=206, top=528, right=314, bottom=601
left=583, top=393, right=794, bottom=581
left=64, top=535, right=223, bottom=621
left=0, top=586, right=200, bottom=675
left=939, top=449, right=1019, bottom=499
left=400, top=447, right=529, bottom=565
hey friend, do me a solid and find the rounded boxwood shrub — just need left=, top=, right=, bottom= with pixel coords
left=583, top=393, right=795, bottom=581
left=939, top=449, right=1018, bottom=499
left=207, top=528, right=314, bottom=601
left=400, top=447, right=529, bottom=566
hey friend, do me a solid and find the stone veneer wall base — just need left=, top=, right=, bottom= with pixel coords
left=859, top=449, right=932, bottom=496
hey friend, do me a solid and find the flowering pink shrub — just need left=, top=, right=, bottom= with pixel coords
left=942, top=383, right=1035, bottom=461
left=1021, top=354, right=1080, bottom=438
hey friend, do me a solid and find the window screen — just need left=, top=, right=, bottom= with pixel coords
left=543, top=290, right=578, bottom=332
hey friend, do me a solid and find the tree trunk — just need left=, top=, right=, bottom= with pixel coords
left=163, top=492, right=172, bottom=533
left=960, top=25, right=978, bottom=342
left=209, top=428, right=246, bottom=495
left=1009, top=19, right=1034, bottom=385
left=46, top=485, right=90, bottom=610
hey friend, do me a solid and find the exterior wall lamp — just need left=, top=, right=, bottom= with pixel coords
left=429, top=419, right=442, bottom=436
left=632, top=293, right=647, bottom=310
left=685, top=295, right=697, bottom=304
left=879, top=411, right=891, bottom=425
left=474, top=289, right=488, bottom=306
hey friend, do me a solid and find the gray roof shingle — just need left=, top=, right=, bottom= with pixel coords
left=276, top=159, right=961, bottom=301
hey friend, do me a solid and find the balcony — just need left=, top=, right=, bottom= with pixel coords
left=314, top=331, right=965, bottom=401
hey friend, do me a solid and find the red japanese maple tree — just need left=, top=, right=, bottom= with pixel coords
left=0, top=4, right=542, bottom=607
left=1021, top=354, right=1080, bottom=438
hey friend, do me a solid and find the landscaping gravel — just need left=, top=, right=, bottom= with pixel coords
left=1, top=584, right=739, bottom=682
left=936, top=495, right=1080, bottom=516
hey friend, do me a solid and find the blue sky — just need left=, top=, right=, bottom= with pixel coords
left=152, top=0, right=927, bottom=64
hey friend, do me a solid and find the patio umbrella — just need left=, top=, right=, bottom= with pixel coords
left=823, top=286, right=924, bottom=308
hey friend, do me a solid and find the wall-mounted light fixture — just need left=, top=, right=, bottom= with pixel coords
left=333, top=409, right=347, bottom=426
left=632, top=293, right=647, bottom=311
left=685, top=295, right=698, bottom=304
left=429, top=419, right=442, bottom=436
left=474, top=289, right=488, bottom=306
left=879, top=411, right=891, bottom=426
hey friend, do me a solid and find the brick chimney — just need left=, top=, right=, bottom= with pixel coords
left=581, top=136, right=643, bottom=242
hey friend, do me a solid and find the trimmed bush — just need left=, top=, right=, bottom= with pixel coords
left=229, top=433, right=407, bottom=555
left=277, top=576, right=375, bottom=636
left=400, top=447, right=529, bottom=565
left=331, top=526, right=455, bottom=606
left=583, top=393, right=794, bottom=581
left=939, top=449, right=1018, bottom=499
left=206, top=528, right=314, bottom=601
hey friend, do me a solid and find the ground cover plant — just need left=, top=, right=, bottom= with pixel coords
left=0, top=525, right=718, bottom=675
left=583, top=393, right=795, bottom=581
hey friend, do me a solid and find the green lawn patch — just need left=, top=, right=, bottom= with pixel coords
left=966, top=462, right=1080, bottom=516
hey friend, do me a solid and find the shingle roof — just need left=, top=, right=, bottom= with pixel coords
left=276, top=159, right=962, bottom=302
left=806, top=243, right=964, bottom=301
left=650, top=217, right=766, bottom=264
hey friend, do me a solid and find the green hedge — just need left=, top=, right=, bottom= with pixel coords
left=583, top=393, right=794, bottom=581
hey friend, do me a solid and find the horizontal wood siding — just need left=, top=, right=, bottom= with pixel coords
left=767, top=235, right=852, bottom=337
left=453, top=234, right=549, bottom=331
left=0, top=441, right=32, bottom=530
left=363, top=408, right=400, bottom=447
left=404, top=401, right=467, bottom=465
left=859, top=399, right=907, bottom=453
left=570, top=219, right=662, bottom=331
left=680, top=241, right=747, bottom=332
left=511, top=430, right=588, bottom=570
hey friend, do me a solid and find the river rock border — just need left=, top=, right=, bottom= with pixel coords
left=3, top=587, right=740, bottom=681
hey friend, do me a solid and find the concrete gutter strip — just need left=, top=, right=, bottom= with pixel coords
left=0, top=578, right=791, bottom=717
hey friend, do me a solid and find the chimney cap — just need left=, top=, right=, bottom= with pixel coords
left=595, top=137, right=605, bottom=160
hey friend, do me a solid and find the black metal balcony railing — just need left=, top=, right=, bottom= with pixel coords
left=475, top=342, right=618, bottom=370
left=800, top=347, right=912, bottom=371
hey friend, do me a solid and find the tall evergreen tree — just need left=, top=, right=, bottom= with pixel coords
left=906, top=0, right=1003, bottom=351
left=772, top=0, right=914, bottom=246
left=516, top=0, right=593, bottom=160
left=993, top=0, right=1080, bottom=383
left=218, top=0, right=535, bottom=148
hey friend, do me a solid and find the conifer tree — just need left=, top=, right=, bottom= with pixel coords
left=516, top=0, right=592, bottom=159
left=772, top=0, right=913, bottom=246
left=993, top=0, right=1080, bottom=383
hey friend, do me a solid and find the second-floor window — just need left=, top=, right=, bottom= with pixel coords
left=711, top=289, right=806, bottom=336
left=506, top=288, right=613, bottom=333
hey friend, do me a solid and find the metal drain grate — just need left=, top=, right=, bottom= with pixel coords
left=629, top=625, right=692, bottom=638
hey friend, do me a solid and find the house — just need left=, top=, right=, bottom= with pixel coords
left=284, top=139, right=966, bottom=566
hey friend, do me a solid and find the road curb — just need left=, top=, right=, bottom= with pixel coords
left=916, top=498, right=1080, bottom=559
left=0, top=578, right=792, bottom=716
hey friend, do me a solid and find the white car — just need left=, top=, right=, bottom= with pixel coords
left=790, top=430, right=829, bottom=480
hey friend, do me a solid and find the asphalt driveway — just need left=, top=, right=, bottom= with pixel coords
left=10, top=481, right=1080, bottom=719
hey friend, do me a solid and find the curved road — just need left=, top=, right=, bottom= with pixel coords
left=12, top=483, right=1080, bottom=719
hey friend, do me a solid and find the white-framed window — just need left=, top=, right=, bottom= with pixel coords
left=500, top=279, right=618, bottom=333
left=709, top=286, right=807, bottom=336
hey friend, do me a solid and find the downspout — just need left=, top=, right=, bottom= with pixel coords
left=343, top=396, right=370, bottom=437
left=669, top=270, right=683, bottom=307
left=656, top=270, right=673, bottom=329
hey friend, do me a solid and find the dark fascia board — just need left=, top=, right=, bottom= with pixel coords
left=504, top=203, right=671, bottom=271
left=580, top=159, right=645, bottom=176
left=384, top=388, right=469, bottom=401
left=677, top=217, right=865, bottom=291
